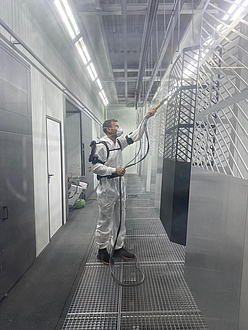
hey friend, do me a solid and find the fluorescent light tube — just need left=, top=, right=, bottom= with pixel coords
left=103, top=98, right=109, bottom=106
left=76, top=38, right=91, bottom=64
left=232, top=6, right=245, bottom=19
left=99, top=90, right=105, bottom=100
left=228, top=4, right=238, bottom=15
left=81, top=43, right=91, bottom=62
left=86, top=65, right=96, bottom=81
left=89, top=62, right=98, bottom=80
left=222, top=13, right=230, bottom=20
left=223, top=0, right=244, bottom=20
left=75, top=41, right=87, bottom=64
left=60, top=0, right=80, bottom=36
left=54, top=0, right=76, bottom=39
left=96, top=78, right=103, bottom=90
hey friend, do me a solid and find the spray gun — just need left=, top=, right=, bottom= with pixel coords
left=154, top=96, right=168, bottom=109
left=145, top=96, right=168, bottom=118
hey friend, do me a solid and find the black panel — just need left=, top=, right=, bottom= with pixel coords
left=0, top=40, right=35, bottom=300
left=0, top=133, right=36, bottom=299
left=160, top=159, right=191, bottom=246
left=160, top=158, right=175, bottom=238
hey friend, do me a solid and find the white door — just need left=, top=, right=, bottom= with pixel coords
left=47, top=118, right=63, bottom=238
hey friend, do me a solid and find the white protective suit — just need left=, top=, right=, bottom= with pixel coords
left=92, top=121, right=147, bottom=250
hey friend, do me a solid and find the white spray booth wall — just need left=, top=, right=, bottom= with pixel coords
left=0, top=0, right=105, bottom=256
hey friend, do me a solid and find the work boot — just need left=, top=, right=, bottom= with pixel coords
left=97, top=248, right=110, bottom=264
left=113, top=247, right=135, bottom=259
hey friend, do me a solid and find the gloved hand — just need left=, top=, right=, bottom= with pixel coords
left=116, top=168, right=126, bottom=176
left=145, top=107, right=157, bottom=118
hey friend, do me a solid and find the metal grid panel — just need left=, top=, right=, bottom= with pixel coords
left=124, top=236, right=185, bottom=263
left=67, top=265, right=119, bottom=314
left=120, top=311, right=208, bottom=329
left=129, top=192, right=155, bottom=200
left=126, top=207, right=158, bottom=219
left=62, top=312, right=208, bottom=330
left=121, top=264, right=197, bottom=312
left=163, top=46, right=199, bottom=162
left=126, top=187, right=145, bottom=195
left=193, top=0, right=248, bottom=179
left=62, top=314, right=118, bottom=330
left=125, top=218, right=167, bottom=236
left=126, top=198, right=155, bottom=208
left=62, top=173, right=207, bottom=329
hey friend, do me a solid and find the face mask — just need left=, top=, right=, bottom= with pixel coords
left=116, top=127, right=123, bottom=137
left=107, top=127, right=123, bottom=137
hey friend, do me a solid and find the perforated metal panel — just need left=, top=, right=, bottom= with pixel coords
left=193, top=0, right=248, bottom=180
left=62, top=174, right=208, bottom=329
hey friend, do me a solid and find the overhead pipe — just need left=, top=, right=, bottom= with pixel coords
left=120, top=0, right=128, bottom=104
left=143, top=0, right=183, bottom=105
left=135, top=0, right=159, bottom=109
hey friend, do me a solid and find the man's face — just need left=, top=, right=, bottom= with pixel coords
left=107, top=121, right=119, bottom=136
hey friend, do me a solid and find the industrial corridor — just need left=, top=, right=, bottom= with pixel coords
left=1, top=0, right=248, bottom=329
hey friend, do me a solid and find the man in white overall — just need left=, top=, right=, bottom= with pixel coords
left=92, top=107, right=157, bottom=264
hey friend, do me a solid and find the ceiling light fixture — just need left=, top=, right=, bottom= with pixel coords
left=99, top=90, right=109, bottom=106
left=86, top=64, right=96, bottom=81
left=75, top=38, right=91, bottom=65
left=75, top=41, right=87, bottom=65
left=54, top=0, right=109, bottom=107
left=96, top=78, right=103, bottom=90
left=103, top=98, right=109, bottom=106
left=54, top=0, right=79, bottom=39
left=99, top=90, right=106, bottom=100
left=223, top=0, right=246, bottom=20
left=89, top=62, right=98, bottom=80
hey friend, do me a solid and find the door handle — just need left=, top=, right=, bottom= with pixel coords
left=3, top=205, right=8, bottom=220
left=48, top=173, right=54, bottom=183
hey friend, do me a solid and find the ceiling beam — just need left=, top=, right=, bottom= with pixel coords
left=112, top=68, right=166, bottom=73
left=77, top=3, right=203, bottom=16
left=106, top=76, right=161, bottom=82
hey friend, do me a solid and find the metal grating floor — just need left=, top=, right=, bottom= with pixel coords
left=62, top=174, right=208, bottom=329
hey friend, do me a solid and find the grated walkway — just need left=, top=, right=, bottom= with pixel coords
left=62, top=174, right=208, bottom=329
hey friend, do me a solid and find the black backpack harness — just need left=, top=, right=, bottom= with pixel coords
left=89, top=136, right=134, bottom=180
left=89, top=139, right=122, bottom=180
left=89, top=139, right=122, bottom=165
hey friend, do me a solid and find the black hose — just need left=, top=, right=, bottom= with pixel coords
left=109, top=116, right=150, bottom=287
